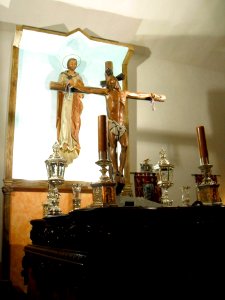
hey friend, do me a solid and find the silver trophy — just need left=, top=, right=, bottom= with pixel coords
left=180, top=186, right=191, bottom=207
left=72, top=183, right=82, bottom=210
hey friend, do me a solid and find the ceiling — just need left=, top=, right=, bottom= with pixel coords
left=0, top=0, right=225, bottom=72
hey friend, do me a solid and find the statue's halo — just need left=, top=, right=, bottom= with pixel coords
left=62, top=54, right=81, bottom=69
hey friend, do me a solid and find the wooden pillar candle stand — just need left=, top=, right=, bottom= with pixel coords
left=195, top=126, right=221, bottom=205
left=91, top=115, right=117, bottom=207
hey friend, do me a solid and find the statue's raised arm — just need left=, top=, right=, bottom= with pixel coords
left=50, top=81, right=108, bottom=96
left=126, top=91, right=166, bottom=102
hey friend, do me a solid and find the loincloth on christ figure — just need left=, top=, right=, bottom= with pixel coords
left=108, top=119, right=127, bottom=139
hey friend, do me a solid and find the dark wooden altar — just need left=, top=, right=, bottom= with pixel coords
left=22, top=206, right=225, bottom=299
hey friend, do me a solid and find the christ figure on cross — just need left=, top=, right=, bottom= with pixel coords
left=50, top=61, right=165, bottom=191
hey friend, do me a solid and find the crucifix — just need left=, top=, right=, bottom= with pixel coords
left=50, top=61, right=166, bottom=194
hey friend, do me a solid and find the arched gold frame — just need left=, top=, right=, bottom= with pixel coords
left=5, top=25, right=134, bottom=189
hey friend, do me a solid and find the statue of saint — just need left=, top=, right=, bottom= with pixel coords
left=56, top=57, right=84, bottom=165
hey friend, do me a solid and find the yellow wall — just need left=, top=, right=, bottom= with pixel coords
left=9, top=191, right=93, bottom=292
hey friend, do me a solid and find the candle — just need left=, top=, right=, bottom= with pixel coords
left=98, top=115, right=107, bottom=159
left=196, top=126, right=209, bottom=165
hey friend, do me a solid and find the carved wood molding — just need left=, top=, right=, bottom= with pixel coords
left=22, top=244, right=88, bottom=287
left=2, top=178, right=92, bottom=193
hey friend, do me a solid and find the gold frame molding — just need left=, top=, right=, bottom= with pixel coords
left=5, top=25, right=134, bottom=188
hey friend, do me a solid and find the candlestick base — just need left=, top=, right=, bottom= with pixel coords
left=160, top=188, right=173, bottom=207
left=91, top=158, right=117, bottom=207
left=197, top=184, right=221, bottom=205
left=43, top=184, right=62, bottom=216
left=196, top=164, right=222, bottom=205
left=91, top=181, right=117, bottom=207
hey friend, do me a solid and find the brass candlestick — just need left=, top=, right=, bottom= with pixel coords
left=195, top=126, right=221, bottom=205
left=91, top=115, right=117, bottom=207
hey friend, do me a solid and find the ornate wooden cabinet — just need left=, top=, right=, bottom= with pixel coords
left=22, top=206, right=225, bottom=299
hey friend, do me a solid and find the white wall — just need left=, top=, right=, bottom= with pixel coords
left=128, top=52, right=225, bottom=206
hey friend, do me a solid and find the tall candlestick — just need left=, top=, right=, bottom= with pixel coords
left=98, top=115, right=107, bottom=160
left=196, top=125, right=209, bottom=165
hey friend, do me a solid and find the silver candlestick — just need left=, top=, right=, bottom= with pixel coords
left=154, top=149, right=174, bottom=206
left=43, top=142, right=67, bottom=216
